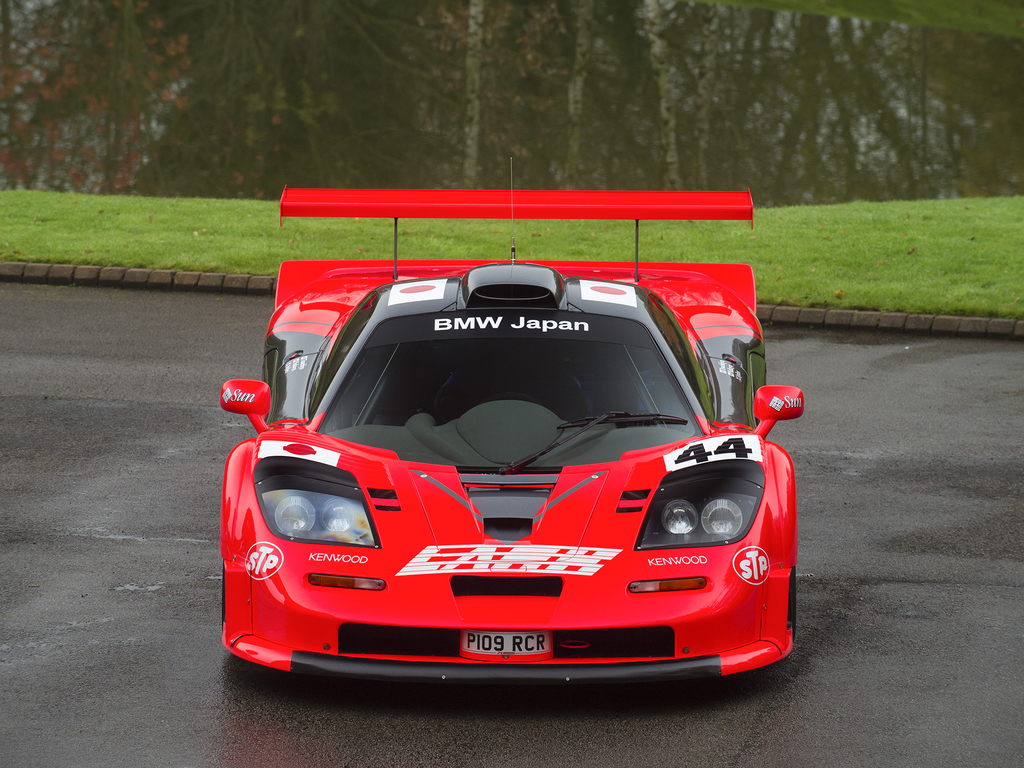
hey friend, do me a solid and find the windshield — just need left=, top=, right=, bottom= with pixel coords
left=319, top=311, right=698, bottom=469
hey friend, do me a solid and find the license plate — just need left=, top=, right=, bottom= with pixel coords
left=460, top=630, right=553, bottom=660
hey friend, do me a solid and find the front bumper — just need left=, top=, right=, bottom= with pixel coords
left=292, top=652, right=721, bottom=683
left=228, top=633, right=786, bottom=683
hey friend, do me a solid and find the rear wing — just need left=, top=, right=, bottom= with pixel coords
left=277, top=187, right=755, bottom=306
left=279, top=187, right=752, bottom=223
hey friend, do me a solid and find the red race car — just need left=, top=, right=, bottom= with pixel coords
left=219, top=188, right=804, bottom=683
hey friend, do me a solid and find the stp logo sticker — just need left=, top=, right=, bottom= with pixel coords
left=246, top=542, right=284, bottom=580
left=733, top=546, right=770, bottom=585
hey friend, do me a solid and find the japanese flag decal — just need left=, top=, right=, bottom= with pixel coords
left=387, top=279, right=448, bottom=305
left=663, top=434, right=763, bottom=472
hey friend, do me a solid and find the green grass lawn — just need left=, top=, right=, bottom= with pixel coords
left=699, top=0, right=1024, bottom=39
left=2, top=190, right=1021, bottom=319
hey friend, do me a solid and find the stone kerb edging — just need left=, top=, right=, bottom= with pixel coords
left=0, top=260, right=275, bottom=296
left=756, top=304, right=1024, bottom=341
left=3, top=260, right=1022, bottom=340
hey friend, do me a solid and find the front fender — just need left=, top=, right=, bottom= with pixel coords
left=763, top=441, right=798, bottom=569
left=221, top=440, right=255, bottom=560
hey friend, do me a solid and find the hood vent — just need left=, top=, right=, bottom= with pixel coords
left=451, top=575, right=563, bottom=597
left=462, top=263, right=565, bottom=309
left=617, top=489, right=651, bottom=513
left=465, top=486, right=550, bottom=543
left=368, top=488, right=400, bottom=512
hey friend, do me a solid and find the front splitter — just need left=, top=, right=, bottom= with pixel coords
left=290, top=652, right=721, bottom=684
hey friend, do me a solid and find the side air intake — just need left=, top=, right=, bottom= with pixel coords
left=462, top=263, right=564, bottom=309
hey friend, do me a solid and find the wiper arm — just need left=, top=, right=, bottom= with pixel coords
left=556, top=412, right=689, bottom=429
left=500, top=411, right=616, bottom=475
left=499, top=411, right=688, bottom=475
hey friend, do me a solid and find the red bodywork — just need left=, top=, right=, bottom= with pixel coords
left=219, top=189, right=801, bottom=684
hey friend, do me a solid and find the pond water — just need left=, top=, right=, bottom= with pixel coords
left=0, top=1, right=1020, bottom=205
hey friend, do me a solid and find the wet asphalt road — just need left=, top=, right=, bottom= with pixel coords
left=1, top=283, right=1022, bottom=768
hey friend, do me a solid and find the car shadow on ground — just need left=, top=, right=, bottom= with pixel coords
left=217, top=647, right=804, bottom=716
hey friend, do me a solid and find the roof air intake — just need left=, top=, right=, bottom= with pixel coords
left=462, top=263, right=565, bottom=309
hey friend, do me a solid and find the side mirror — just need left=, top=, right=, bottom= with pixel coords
left=221, top=379, right=272, bottom=433
left=753, top=385, right=804, bottom=438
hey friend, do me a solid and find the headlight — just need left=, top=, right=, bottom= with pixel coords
left=636, top=459, right=764, bottom=550
left=274, top=494, right=316, bottom=533
left=701, top=498, right=743, bottom=536
left=320, top=497, right=365, bottom=536
left=254, top=457, right=380, bottom=547
left=662, top=500, right=698, bottom=534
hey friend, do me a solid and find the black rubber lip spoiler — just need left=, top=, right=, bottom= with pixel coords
left=290, top=652, right=721, bottom=684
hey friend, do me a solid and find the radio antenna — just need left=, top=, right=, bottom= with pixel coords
left=509, top=157, right=516, bottom=264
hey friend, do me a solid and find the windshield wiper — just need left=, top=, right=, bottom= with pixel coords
left=499, top=411, right=688, bottom=475
left=555, top=412, right=689, bottom=429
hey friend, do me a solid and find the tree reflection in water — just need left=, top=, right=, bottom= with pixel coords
left=0, top=0, right=1020, bottom=204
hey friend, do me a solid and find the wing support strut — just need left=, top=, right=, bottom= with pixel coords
left=635, top=219, right=640, bottom=283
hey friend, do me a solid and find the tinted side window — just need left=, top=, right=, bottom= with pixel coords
left=644, top=294, right=718, bottom=419
left=308, top=291, right=380, bottom=416
left=263, top=330, right=328, bottom=423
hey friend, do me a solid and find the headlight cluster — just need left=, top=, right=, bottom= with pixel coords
left=261, top=488, right=376, bottom=546
left=636, top=460, right=764, bottom=550
left=254, top=457, right=379, bottom=547
left=660, top=497, right=745, bottom=536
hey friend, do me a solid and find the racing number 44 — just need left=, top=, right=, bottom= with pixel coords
left=676, top=437, right=750, bottom=464
left=663, top=435, right=763, bottom=472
